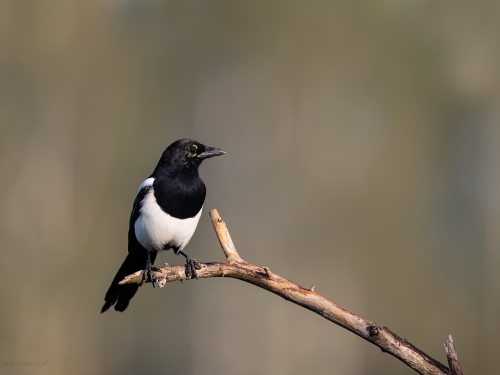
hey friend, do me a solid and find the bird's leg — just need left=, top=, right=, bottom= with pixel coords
left=178, top=250, right=202, bottom=279
left=142, top=251, right=160, bottom=287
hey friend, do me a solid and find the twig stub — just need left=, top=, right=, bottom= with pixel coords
left=263, top=267, right=271, bottom=278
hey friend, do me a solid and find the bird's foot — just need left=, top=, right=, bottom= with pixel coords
left=185, top=256, right=202, bottom=279
left=142, top=262, right=160, bottom=287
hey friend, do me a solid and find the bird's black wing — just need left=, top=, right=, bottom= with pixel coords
left=101, top=185, right=157, bottom=313
left=127, top=185, right=151, bottom=246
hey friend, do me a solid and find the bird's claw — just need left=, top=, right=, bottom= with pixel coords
left=185, top=257, right=202, bottom=279
left=142, top=262, right=160, bottom=287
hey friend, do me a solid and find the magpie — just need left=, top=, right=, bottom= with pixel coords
left=101, top=138, right=225, bottom=313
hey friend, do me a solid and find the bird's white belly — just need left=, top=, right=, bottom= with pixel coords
left=134, top=189, right=202, bottom=252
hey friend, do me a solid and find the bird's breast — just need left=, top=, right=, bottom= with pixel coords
left=134, top=189, right=202, bottom=252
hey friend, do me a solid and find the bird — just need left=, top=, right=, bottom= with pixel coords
left=101, top=138, right=225, bottom=313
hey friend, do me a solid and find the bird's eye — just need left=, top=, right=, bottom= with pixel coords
left=189, top=145, right=198, bottom=154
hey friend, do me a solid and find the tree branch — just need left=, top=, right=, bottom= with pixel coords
left=120, top=209, right=462, bottom=375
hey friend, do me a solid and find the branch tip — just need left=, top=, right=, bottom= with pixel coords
left=209, top=209, right=241, bottom=260
left=444, top=335, right=463, bottom=375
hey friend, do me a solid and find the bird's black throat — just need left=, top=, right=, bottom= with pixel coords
left=152, top=171, right=206, bottom=219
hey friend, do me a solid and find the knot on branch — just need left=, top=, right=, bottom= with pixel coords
left=367, top=324, right=379, bottom=337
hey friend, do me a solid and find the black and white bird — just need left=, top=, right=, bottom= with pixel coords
left=101, top=139, right=225, bottom=313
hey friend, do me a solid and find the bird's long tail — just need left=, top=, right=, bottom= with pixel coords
left=101, top=248, right=156, bottom=313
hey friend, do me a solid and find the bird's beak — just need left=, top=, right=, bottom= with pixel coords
left=197, top=146, right=226, bottom=159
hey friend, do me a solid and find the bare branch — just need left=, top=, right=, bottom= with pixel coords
left=444, top=335, right=464, bottom=375
left=209, top=210, right=241, bottom=261
left=120, top=209, right=462, bottom=375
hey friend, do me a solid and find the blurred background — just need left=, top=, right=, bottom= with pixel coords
left=1, top=1, right=499, bottom=374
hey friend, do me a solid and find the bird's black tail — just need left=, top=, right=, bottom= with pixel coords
left=101, top=247, right=156, bottom=313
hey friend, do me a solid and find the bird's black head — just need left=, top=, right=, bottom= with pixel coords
left=154, top=138, right=226, bottom=173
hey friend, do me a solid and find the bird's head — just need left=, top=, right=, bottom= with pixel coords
left=158, top=138, right=226, bottom=171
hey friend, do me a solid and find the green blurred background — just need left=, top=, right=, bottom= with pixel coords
left=1, top=1, right=499, bottom=374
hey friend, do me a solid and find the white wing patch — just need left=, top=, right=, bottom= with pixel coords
left=138, top=177, right=155, bottom=193
left=134, top=187, right=202, bottom=252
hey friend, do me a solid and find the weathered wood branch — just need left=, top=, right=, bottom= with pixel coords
left=120, top=209, right=462, bottom=375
